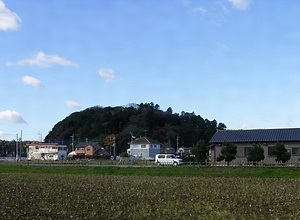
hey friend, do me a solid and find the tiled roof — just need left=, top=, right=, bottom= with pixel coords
left=209, top=128, right=300, bottom=143
left=75, top=142, right=99, bottom=148
left=130, top=137, right=161, bottom=145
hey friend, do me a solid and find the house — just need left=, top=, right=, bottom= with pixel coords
left=128, top=137, right=161, bottom=160
left=177, top=147, right=192, bottom=157
left=27, top=143, right=67, bottom=161
left=75, top=142, right=100, bottom=158
left=163, top=147, right=176, bottom=154
left=209, top=128, right=300, bottom=164
left=94, top=147, right=110, bottom=156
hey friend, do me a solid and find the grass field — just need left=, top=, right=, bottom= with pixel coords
left=1, top=164, right=300, bottom=219
left=1, top=163, right=300, bottom=178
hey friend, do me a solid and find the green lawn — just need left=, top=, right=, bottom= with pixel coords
left=1, top=163, right=300, bottom=178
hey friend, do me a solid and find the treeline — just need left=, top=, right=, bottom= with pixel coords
left=0, top=140, right=29, bottom=157
left=45, top=103, right=226, bottom=154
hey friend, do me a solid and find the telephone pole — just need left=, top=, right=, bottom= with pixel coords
left=20, top=130, right=22, bottom=160
left=15, top=133, right=18, bottom=161
left=70, top=134, right=75, bottom=152
left=113, top=137, right=116, bottom=157
left=176, top=135, right=179, bottom=154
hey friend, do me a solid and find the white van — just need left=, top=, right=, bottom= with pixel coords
left=155, top=154, right=183, bottom=166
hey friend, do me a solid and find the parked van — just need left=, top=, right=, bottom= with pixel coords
left=155, top=154, right=183, bottom=166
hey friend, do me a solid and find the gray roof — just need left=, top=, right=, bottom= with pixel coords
left=209, top=128, right=300, bottom=143
left=130, top=137, right=161, bottom=145
left=75, top=142, right=99, bottom=149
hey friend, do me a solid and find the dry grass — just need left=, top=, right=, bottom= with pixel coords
left=0, top=173, right=299, bottom=219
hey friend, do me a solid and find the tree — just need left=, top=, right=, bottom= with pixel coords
left=191, top=140, right=207, bottom=163
left=45, top=104, right=226, bottom=149
left=247, top=144, right=265, bottom=164
left=217, top=141, right=237, bottom=164
left=272, top=142, right=291, bottom=163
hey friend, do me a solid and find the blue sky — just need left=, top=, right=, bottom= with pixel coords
left=1, top=0, right=300, bottom=141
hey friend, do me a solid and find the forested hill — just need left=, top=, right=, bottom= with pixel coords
left=45, top=103, right=226, bottom=154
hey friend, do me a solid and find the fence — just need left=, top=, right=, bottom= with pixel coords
left=2, top=158, right=299, bottom=168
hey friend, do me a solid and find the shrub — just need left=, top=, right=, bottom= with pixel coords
left=247, top=144, right=265, bottom=164
left=273, top=142, right=291, bottom=163
left=217, top=141, right=237, bottom=164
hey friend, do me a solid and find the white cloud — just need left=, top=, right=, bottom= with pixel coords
left=22, top=75, right=43, bottom=88
left=65, top=100, right=81, bottom=108
left=0, top=0, right=21, bottom=31
left=7, top=52, right=79, bottom=68
left=240, top=123, right=253, bottom=130
left=98, top=68, right=116, bottom=82
left=216, top=42, right=230, bottom=52
left=0, top=110, right=27, bottom=124
left=0, top=130, right=4, bottom=136
left=194, top=7, right=207, bottom=15
left=228, top=0, right=251, bottom=11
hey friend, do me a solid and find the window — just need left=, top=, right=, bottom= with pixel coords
left=86, top=148, right=91, bottom=151
left=237, top=147, right=247, bottom=157
left=244, top=147, right=251, bottom=157
left=292, top=148, right=300, bottom=156
left=158, top=155, right=165, bottom=158
left=268, top=147, right=274, bottom=156
left=141, top=145, right=146, bottom=148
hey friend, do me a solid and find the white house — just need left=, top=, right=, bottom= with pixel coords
left=27, top=143, right=67, bottom=161
left=128, top=137, right=161, bottom=160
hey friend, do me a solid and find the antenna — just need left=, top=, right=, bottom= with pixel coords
left=37, top=132, right=42, bottom=142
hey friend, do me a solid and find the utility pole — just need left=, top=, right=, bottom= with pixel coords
left=176, top=135, right=179, bottom=154
left=113, top=137, right=116, bottom=157
left=70, top=134, right=75, bottom=152
left=15, top=133, right=18, bottom=161
left=20, top=130, right=22, bottom=160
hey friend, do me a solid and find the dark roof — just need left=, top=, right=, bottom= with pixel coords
left=75, top=142, right=99, bottom=149
left=94, top=147, right=109, bottom=155
left=130, top=137, right=161, bottom=145
left=209, top=128, right=300, bottom=143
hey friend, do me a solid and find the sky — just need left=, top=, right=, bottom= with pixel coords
left=1, top=0, right=300, bottom=141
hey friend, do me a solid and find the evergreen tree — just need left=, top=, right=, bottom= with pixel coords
left=272, top=142, right=291, bottom=163
left=191, top=140, right=207, bottom=163
left=217, top=141, right=237, bottom=164
left=247, top=144, right=265, bottom=164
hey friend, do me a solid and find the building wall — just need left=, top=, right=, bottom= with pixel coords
left=130, top=144, right=160, bottom=160
left=210, top=142, right=300, bottom=164
left=27, top=144, right=67, bottom=160
left=85, top=145, right=94, bottom=156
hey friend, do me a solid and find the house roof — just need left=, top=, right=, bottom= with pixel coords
left=130, top=137, right=161, bottom=145
left=209, top=128, right=300, bottom=143
left=75, top=142, right=99, bottom=149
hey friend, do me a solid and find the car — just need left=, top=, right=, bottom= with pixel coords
left=155, top=154, right=183, bottom=166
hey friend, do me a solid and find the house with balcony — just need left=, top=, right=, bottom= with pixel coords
left=209, top=128, right=300, bottom=164
left=27, top=143, right=67, bottom=160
